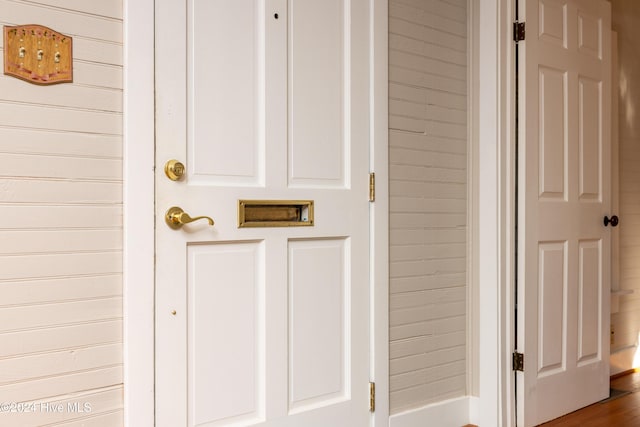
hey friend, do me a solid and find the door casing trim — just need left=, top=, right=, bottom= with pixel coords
left=123, top=0, right=155, bottom=425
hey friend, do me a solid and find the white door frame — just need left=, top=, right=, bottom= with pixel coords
left=122, top=0, right=391, bottom=426
left=122, top=0, right=155, bottom=426
left=371, top=0, right=390, bottom=424
left=472, top=0, right=516, bottom=425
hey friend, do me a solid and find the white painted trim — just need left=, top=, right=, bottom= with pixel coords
left=467, top=0, right=480, bottom=398
left=474, top=0, right=515, bottom=425
left=469, top=396, right=481, bottom=423
left=389, top=397, right=472, bottom=427
left=371, top=0, right=389, bottom=425
left=123, top=0, right=155, bottom=426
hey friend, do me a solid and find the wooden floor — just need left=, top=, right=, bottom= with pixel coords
left=539, top=371, right=640, bottom=426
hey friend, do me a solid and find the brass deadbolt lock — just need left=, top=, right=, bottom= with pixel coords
left=165, top=159, right=185, bottom=181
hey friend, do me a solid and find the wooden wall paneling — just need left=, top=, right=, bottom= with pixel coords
left=0, top=0, right=124, bottom=424
left=388, top=0, right=468, bottom=414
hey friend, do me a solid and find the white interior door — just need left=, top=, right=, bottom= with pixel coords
left=154, top=1, right=371, bottom=426
left=517, top=0, right=612, bottom=425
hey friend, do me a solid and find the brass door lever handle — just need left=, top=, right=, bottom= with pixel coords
left=165, top=206, right=215, bottom=229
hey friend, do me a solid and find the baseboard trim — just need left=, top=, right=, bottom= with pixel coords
left=611, top=368, right=640, bottom=380
left=389, top=396, right=471, bottom=427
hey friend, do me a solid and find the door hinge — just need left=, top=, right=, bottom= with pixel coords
left=513, top=22, right=526, bottom=42
left=369, top=381, right=375, bottom=412
left=369, top=172, right=375, bottom=202
left=513, top=351, right=524, bottom=371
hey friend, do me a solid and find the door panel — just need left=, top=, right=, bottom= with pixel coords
left=518, top=0, right=611, bottom=425
left=288, top=238, right=347, bottom=411
left=578, top=77, right=601, bottom=199
left=289, top=0, right=346, bottom=186
left=538, top=241, right=566, bottom=376
left=188, top=242, right=264, bottom=426
left=155, top=1, right=371, bottom=426
left=578, top=240, right=600, bottom=363
left=189, top=0, right=264, bottom=185
left=538, top=66, right=566, bottom=199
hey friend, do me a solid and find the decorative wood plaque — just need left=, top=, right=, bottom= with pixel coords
left=3, top=24, right=73, bottom=85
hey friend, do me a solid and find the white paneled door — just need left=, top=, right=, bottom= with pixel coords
left=154, top=1, right=371, bottom=426
left=517, top=0, right=612, bottom=425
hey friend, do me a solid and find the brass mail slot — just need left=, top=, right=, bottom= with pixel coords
left=238, top=200, right=314, bottom=228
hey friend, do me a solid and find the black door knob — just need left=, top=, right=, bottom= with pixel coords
left=604, top=215, right=619, bottom=227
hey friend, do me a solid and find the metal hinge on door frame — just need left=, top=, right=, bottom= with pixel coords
left=513, top=351, right=524, bottom=372
left=513, top=21, right=526, bottom=42
left=369, top=381, right=375, bottom=412
left=369, top=172, right=375, bottom=202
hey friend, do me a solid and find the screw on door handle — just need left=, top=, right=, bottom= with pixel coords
left=604, top=215, right=619, bottom=227
left=165, top=206, right=214, bottom=229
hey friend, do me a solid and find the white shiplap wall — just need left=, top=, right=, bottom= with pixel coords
left=389, top=0, right=468, bottom=414
left=611, top=0, right=640, bottom=371
left=0, top=1, right=123, bottom=425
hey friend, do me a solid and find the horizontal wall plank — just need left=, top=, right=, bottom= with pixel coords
left=392, top=0, right=466, bottom=23
left=391, top=346, right=466, bottom=376
left=0, top=0, right=122, bottom=42
left=391, top=287, right=466, bottom=309
left=0, top=154, right=121, bottom=181
left=391, top=360, right=466, bottom=392
left=390, top=331, right=466, bottom=361
left=0, top=252, right=122, bottom=281
left=71, top=38, right=122, bottom=66
left=0, top=127, right=121, bottom=158
left=390, top=83, right=467, bottom=110
left=0, top=77, right=122, bottom=113
left=0, top=180, right=122, bottom=204
left=0, top=103, right=122, bottom=135
left=390, top=315, right=466, bottom=340
left=389, top=17, right=466, bottom=52
left=390, top=34, right=467, bottom=66
left=0, top=320, right=122, bottom=358
left=390, top=196, right=466, bottom=213
left=390, top=301, right=466, bottom=326
left=0, top=275, right=122, bottom=307
left=390, top=65, right=467, bottom=94
left=390, top=147, right=466, bottom=169
left=73, top=61, right=123, bottom=89
left=390, top=2, right=467, bottom=36
left=391, top=273, right=466, bottom=294
left=390, top=244, right=466, bottom=261
left=390, top=374, right=466, bottom=414
left=0, top=366, right=122, bottom=404
left=390, top=130, right=467, bottom=153
left=0, top=206, right=122, bottom=229
left=389, top=213, right=466, bottom=230
left=0, top=343, right=122, bottom=385
left=0, top=229, right=122, bottom=255
left=390, top=165, right=467, bottom=183
left=390, top=180, right=466, bottom=198
left=0, top=386, right=123, bottom=427
left=390, top=229, right=467, bottom=246
left=0, top=297, right=122, bottom=333
left=15, top=0, right=123, bottom=19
